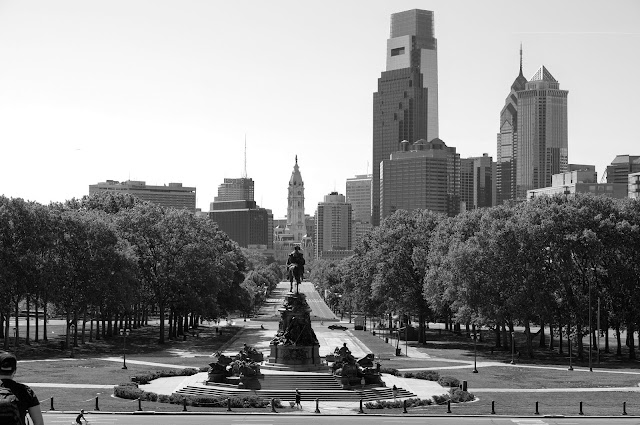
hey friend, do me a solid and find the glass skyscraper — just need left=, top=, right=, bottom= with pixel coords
left=372, top=9, right=439, bottom=226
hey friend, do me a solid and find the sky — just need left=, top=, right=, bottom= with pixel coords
left=1, top=0, right=638, bottom=219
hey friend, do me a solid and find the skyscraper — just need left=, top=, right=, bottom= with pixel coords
left=380, top=139, right=460, bottom=218
left=460, top=154, right=496, bottom=210
left=346, top=174, right=373, bottom=246
left=315, top=192, right=352, bottom=260
left=516, top=66, right=568, bottom=198
left=496, top=47, right=527, bottom=204
left=214, top=178, right=254, bottom=202
left=372, top=9, right=438, bottom=226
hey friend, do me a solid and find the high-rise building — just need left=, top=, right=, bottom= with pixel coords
left=380, top=139, right=460, bottom=219
left=315, top=192, right=352, bottom=260
left=516, top=66, right=569, bottom=198
left=214, top=178, right=254, bottom=202
left=89, top=180, right=196, bottom=212
left=209, top=200, right=273, bottom=249
left=346, top=174, right=373, bottom=245
left=605, top=155, right=640, bottom=184
left=496, top=46, right=528, bottom=205
left=460, top=154, right=496, bottom=210
left=372, top=9, right=438, bottom=226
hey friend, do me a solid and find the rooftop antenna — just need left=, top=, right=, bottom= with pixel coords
left=519, top=42, right=524, bottom=76
left=242, top=134, right=247, bottom=178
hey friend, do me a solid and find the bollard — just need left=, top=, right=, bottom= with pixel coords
left=50, top=397, right=55, bottom=411
left=183, top=398, right=187, bottom=412
left=579, top=401, right=583, bottom=415
left=227, top=398, right=232, bottom=412
left=95, top=396, right=100, bottom=411
left=359, top=399, right=364, bottom=414
left=462, top=380, right=467, bottom=391
left=447, top=400, right=451, bottom=414
left=271, top=398, right=277, bottom=413
left=403, top=399, right=407, bottom=414
left=491, top=400, right=495, bottom=414
left=535, top=401, right=539, bottom=415
left=138, top=398, right=142, bottom=412
left=315, top=398, right=320, bottom=414
left=623, top=401, right=627, bottom=415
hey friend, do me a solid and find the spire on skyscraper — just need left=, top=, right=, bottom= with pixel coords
left=519, top=43, right=523, bottom=77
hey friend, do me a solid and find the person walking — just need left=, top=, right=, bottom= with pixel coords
left=295, top=388, right=302, bottom=409
left=0, top=351, right=44, bottom=425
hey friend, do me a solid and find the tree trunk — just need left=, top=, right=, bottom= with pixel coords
left=605, top=323, right=610, bottom=354
left=158, top=301, right=165, bottom=344
left=73, top=310, right=79, bottom=347
left=43, top=292, right=48, bottom=341
left=616, top=324, right=622, bottom=356
left=81, top=308, right=87, bottom=345
left=628, top=324, right=636, bottom=360
left=0, top=313, right=4, bottom=339
left=558, top=321, right=563, bottom=354
left=538, top=321, right=546, bottom=348
left=576, top=323, right=584, bottom=360
left=89, top=313, right=94, bottom=343
left=14, top=301, right=19, bottom=349
left=524, top=321, right=534, bottom=358
left=168, top=309, right=174, bottom=340
left=548, top=322, right=554, bottom=350
left=25, top=295, right=31, bottom=345
left=34, top=296, right=39, bottom=343
left=3, top=313, right=9, bottom=350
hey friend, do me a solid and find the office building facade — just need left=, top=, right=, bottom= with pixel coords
left=516, top=66, right=569, bottom=198
left=380, top=139, right=460, bottom=219
left=209, top=200, right=273, bottom=249
left=372, top=9, right=438, bottom=226
left=346, top=174, right=373, bottom=245
left=214, top=178, right=254, bottom=202
left=606, top=155, right=640, bottom=184
left=89, top=180, right=196, bottom=212
left=460, top=154, right=496, bottom=210
left=315, top=192, right=352, bottom=260
left=496, top=47, right=528, bottom=204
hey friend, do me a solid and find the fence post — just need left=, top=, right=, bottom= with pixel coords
left=535, top=401, right=539, bottom=415
left=315, top=398, right=320, bottom=414
left=50, top=397, right=55, bottom=411
left=491, top=400, right=495, bottom=414
left=623, top=401, right=627, bottom=416
left=95, top=396, right=100, bottom=411
left=227, top=398, right=232, bottom=412
left=183, top=398, right=187, bottom=412
left=138, top=398, right=142, bottom=412
left=579, top=401, right=584, bottom=415
left=447, top=400, right=451, bottom=413
left=359, top=399, right=364, bottom=414
left=271, top=398, right=276, bottom=413
left=403, top=399, right=407, bottom=414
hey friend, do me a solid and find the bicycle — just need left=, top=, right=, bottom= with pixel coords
left=73, top=409, right=89, bottom=424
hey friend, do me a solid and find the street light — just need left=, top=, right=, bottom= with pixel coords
left=510, top=331, right=515, bottom=365
left=473, top=330, right=478, bottom=373
left=120, top=328, right=130, bottom=369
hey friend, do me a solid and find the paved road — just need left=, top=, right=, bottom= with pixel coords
left=42, top=412, right=640, bottom=424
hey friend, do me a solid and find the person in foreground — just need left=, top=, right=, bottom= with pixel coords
left=0, top=351, right=44, bottom=425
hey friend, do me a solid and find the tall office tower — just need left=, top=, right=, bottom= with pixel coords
left=372, top=9, right=438, bottom=226
left=214, top=178, right=254, bottom=202
left=516, top=66, right=568, bottom=198
left=460, top=154, right=496, bottom=211
left=380, top=139, right=460, bottom=218
left=496, top=47, right=528, bottom=204
left=346, top=174, right=373, bottom=245
left=209, top=200, right=273, bottom=249
left=315, top=192, right=353, bottom=260
left=346, top=174, right=372, bottom=223
left=605, top=155, right=640, bottom=184
left=89, top=180, right=196, bottom=212
left=287, top=156, right=307, bottom=243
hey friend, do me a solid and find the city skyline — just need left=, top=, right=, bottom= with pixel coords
left=1, top=0, right=638, bottom=219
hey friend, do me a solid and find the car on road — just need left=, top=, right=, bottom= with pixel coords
left=328, top=324, right=348, bottom=330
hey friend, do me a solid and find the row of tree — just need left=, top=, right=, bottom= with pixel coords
left=312, top=195, right=640, bottom=360
left=0, top=192, right=282, bottom=349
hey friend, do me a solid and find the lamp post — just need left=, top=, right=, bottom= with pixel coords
left=473, top=330, right=478, bottom=373
left=120, top=328, right=130, bottom=369
left=510, top=331, right=515, bottom=365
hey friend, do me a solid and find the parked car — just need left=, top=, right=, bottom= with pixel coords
left=328, top=324, right=347, bottom=331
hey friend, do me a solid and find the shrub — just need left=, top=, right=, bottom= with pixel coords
left=449, top=388, right=474, bottom=403
left=403, top=372, right=414, bottom=378
left=437, top=376, right=460, bottom=387
left=415, top=371, right=440, bottom=381
left=364, top=398, right=432, bottom=409
left=113, top=386, right=143, bottom=399
left=379, top=367, right=400, bottom=376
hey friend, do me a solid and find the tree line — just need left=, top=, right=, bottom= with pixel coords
left=0, top=192, right=283, bottom=350
left=311, top=194, right=640, bottom=360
